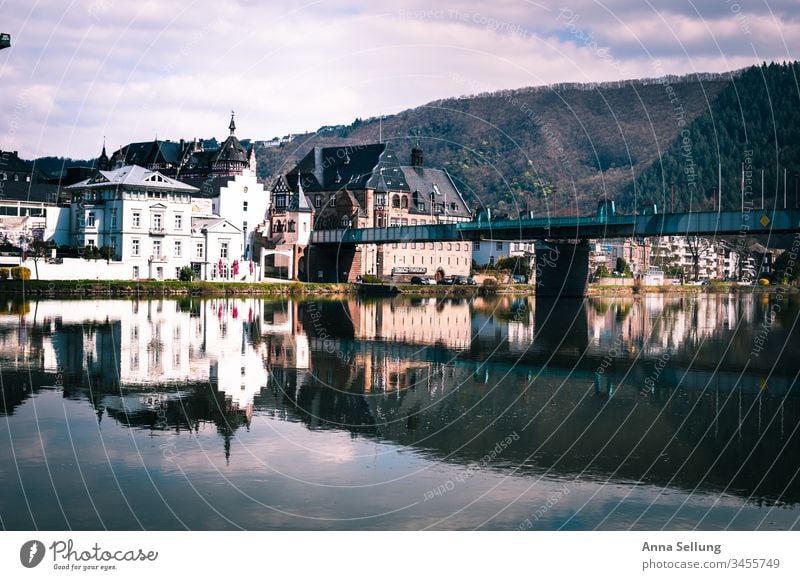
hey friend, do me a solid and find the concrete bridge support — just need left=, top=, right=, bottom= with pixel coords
left=535, top=240, right=591, bottom=297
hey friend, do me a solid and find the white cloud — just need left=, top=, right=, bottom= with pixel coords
left=0, top=0, right=797, bottom=158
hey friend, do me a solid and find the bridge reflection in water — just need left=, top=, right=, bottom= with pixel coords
left=0, top=293, right=798, bottom=529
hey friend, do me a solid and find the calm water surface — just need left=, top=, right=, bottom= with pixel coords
left=0, top=293, right=798, bottom=530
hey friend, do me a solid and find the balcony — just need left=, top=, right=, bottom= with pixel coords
left=149, top=255, right=167, bottom=263
left=149, top=227, right=166, bottom=236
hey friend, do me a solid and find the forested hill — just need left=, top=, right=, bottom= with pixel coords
left=255, top=71, right=738, bottom=217
left=627, top=62, right=800, bottom=213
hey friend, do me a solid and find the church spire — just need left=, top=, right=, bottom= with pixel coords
left=229, top=110, right=236, bottom=135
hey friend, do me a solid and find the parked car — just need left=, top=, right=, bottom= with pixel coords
left=411, top=276, right=436, bottom=285
left=454, top=275, right=477, bottom=285
left=511, top=274, right=527, bottom=284
left=438, top=276, right=455, bottom=285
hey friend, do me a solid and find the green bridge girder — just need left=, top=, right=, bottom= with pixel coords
left=310, top=209, right=800, bottom=245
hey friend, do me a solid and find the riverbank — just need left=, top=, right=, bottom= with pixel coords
left=0, top=279, right=795, bottom=298
left=588, top=282, right=799, bottom=295
left=0, top=279, right=354, bottom=297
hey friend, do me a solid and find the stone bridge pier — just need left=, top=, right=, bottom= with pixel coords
left=534, top=240, right=591, bottom=297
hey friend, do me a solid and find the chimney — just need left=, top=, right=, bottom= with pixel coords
left=411, top=144, right=423, bottom=167
left=313, top=146, right=324, bottom=184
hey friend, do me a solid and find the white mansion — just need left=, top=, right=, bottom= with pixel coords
left=66, top=165, right=251, bottom=280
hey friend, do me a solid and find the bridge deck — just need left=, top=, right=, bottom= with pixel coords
left=310, top=209, right=800, bottom=245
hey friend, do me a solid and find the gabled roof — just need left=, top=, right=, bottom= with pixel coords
left=191, top=216, right=241, bottom=233
left=111, top=140, right=184, bottom=167
left=401, top=166, right=471, bottom=218
left=65, top=165, right=198, bottom=192
left=288, top=143, right=410, bottom=193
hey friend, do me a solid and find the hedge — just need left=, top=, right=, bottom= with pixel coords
left=11, top=267, right=31, bottom=280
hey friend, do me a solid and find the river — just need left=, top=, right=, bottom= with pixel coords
left=0, top=292, right=798, bottom=530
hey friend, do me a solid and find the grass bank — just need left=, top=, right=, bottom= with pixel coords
left=0, top=279, right=354, bottom=297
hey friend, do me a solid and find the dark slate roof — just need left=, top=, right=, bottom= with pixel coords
left=289, top=143, right=410, bottom=192
left=212, top=134, right=248, bottom=164
left=401, top=166, right=472, bottom=218
left=111, top=140, right=184, bottom=167
left=180, top=176, right=231, bottom=198
left=0, top=180, right=62, bottom=204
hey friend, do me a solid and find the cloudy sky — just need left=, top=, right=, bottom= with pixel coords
left=1, top=0, right=798, bottom=159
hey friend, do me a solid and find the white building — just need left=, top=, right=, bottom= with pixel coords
left=65, top=165, right=247, bottom=281
left=472, top=240, right=535, bottom=269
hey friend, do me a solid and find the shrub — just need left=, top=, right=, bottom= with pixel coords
left=480, top=277, right=498, bottom=295
left=360, top=274, right=382, bottom=284
left=0, top=268, right=10, bottom=280
left=11, top=266, right=31, bottom=280
left=178, top=266, right=195, bottom=281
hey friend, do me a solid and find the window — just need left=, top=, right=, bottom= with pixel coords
left=401, top=219, right=408, bottom=226
left=131, top=239, right=140, bottom=256
left=375, top=193, right=387, bottom=207
left=153, top=240, right=161, bottom=257
left=411, top=219, right=417, bottom=225
left=287, top=220, right=295, bottom=232
left=475, top=241, right=481, bottom=251
left=447, top=243, right=452, bottom=250
left=220, top=242, right=228, bottom=258
left=152, top=214, right=163, bottom=230
left=132, top=212, right=141, bottom=227
left=174, top=240, right=182, bottom=257
left=275, top=195, right=286, bottom=208
left=174, top=214, right=182, bottom=230
left=86, top=239, right=95, bottom=247
left=243, top=221, right=248, bottom=231
left=455, top=243, right=460, bottom=251
left=315, top=194, right=322, bottom=208
left=77, top=215, right=85, bottom=228
left=196, top=243, right=204, bottom=259
left=243, top=201, right=248, bottom=212
left=341, top=215, right=351, bottom=227
left=110, top=208, right=117, bottom=228
left=496, top=242, right=503, bottom=250
left=419, top=201, right=426, bottom=212
left=87, top=212, right=96, bottom=227
left=392, top=194, right=400, bottom=208
left=132, top=266, right=139, bottom=279
left=175, top=267, right=181, bottom=279
left=401, top=196, right=408, bottom=209
left=377, top=216, right=384, bottom=227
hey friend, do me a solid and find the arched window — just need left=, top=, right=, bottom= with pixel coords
left=392, top=194, right=400, bottom=208
left=401, top=196, right=408, bottom=209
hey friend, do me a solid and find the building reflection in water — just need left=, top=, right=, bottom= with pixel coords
left=1, top=293, right=798, bottom=505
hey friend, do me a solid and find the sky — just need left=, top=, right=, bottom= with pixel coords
left=0, top=0, right=798, bottom=159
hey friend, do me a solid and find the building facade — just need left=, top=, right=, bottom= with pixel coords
left=269, top=142, right=474, bottom=282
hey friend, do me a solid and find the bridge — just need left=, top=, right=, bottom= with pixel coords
left=310, top=208, right=800, bottom=295
left=311, top=209, right=800, bottom=244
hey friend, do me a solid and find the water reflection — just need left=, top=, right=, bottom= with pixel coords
left=0, top=293, right=798, bottom=529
